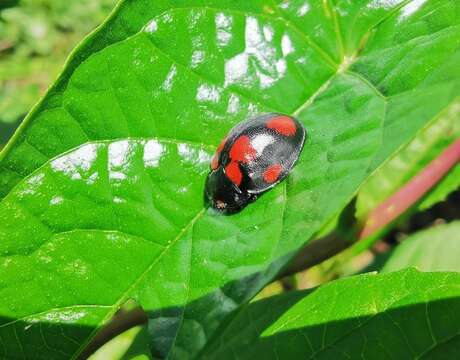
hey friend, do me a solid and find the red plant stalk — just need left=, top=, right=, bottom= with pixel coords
left=359, top=137, right=460, bottom=239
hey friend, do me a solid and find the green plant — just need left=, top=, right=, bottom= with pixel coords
left=0, top=0, right=116, bottom=139
left=1, top=0, right=460, bottom=359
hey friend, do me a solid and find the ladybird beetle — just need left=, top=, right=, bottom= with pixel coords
left=205, top=113, right=306, bottom=214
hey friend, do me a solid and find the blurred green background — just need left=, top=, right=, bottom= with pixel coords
left=0, top=0, right=117, bottom=147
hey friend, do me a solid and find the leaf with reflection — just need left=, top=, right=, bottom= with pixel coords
left=203, top=269, right=460, bottom=359
left=1, top=0, right=460, bottom=358
left=0, top=139, right=286, bottom=359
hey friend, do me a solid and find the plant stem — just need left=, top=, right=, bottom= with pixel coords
left=282, top=136, right=460, bottom=278
left=359, top=137, right=460, bottom=238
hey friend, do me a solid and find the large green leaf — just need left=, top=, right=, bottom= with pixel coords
left=382, top=222, right=460, bottom=273
left=1, top=0, right=460, bottom=358
left=203, top=269, right=460, bottom=359
left=0, top=138, right=286, bottom=359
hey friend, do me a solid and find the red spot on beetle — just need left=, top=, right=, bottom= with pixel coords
left=225, top=161, right=243, bottom=185
left=211, top=138, right=227, bottom=170
left=263, top=164, right=283, bottom=183
left=267, top=116, right=297, bottom=137
left=229, top=135, right=257, bottom=164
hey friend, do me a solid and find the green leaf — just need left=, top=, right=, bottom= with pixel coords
left=356, top=99, right=460, bottom=221
left=382, top=222, right=460, bottom=273
left=203, top=269, right=460, bottom=359
left=0, top=138, right=287, bottom=358
left=1, top=0, right=460, bottom=358
left=418, top=163, right=460, bottom=210
left=89, top=325, right=152, bottom=360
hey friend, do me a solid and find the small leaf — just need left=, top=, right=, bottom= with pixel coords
left=418, top=164, right=460, bottom=210
left=203, top=269, right=460, bottom=359
left=89, top=326, right=152, bottom=360
left=382, top=222, right=460, bottom=273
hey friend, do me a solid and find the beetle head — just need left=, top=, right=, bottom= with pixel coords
left=204, top=167, right=252, bottom=214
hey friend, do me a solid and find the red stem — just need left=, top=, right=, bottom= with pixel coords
left=359, top=137, right=460, bottom=239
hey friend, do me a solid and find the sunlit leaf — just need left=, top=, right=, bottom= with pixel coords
left=418, top=164, right=460, bottom=210
left=203, top=269, right=460, bottom=359
left=1, top=0, right=460, bottom=358
left=89, top=325, right=151, bottom=360
left=382, top=222, right=460, bottom=273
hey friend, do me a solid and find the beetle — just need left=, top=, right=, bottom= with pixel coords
left=205, top=113, right=306, bottom=214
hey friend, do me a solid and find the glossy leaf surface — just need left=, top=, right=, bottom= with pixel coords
left=0, top=138, right=287, bottom=359
left=1, top=0, right=460, bottom=358
left=382, top=222, right=460, bottom=273
left=203, top=269, right=460, bottom=359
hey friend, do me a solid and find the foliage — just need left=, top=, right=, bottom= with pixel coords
left=357, top=100, right=460, bottom=219
left=1, top=0, right=460, bottom=359
left=382, top=222, right=460, bottom=273
left=0, top=0, right=116, bottom=131
left=89, top=325, right=151, bottom=360
left=418, top=164, right=460, bottom=210
left=204, top=269, right=460, bottom=359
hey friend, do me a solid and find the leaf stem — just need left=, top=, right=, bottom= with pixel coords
left=359, top=136, right=460, bottom=239
left=281, top=136, right=460, bottom=278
